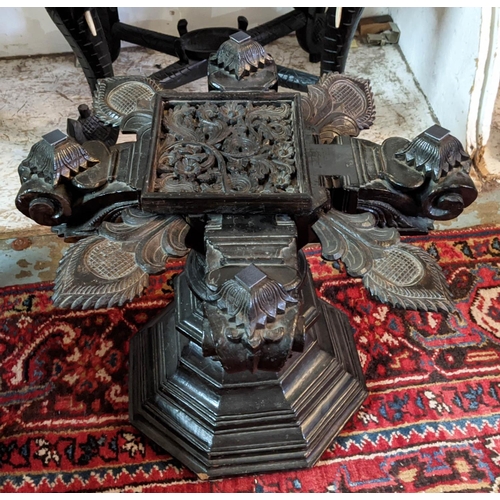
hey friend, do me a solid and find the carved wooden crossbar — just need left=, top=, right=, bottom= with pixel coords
left=15, top=33, right=477, bottom=478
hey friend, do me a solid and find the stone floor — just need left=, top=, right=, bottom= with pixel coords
left=0, top=34, right=499, bottom=288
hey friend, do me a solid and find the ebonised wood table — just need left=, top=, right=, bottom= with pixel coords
left=15, top=33, right=477, bottom=478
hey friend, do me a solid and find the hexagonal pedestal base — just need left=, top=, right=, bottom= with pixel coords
left=129, top=269, right=367, bottom=478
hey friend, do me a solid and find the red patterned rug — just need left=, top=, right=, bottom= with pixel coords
left=2, top=225, right=500, bottom=492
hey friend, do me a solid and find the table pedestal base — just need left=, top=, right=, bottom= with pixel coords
left=129, top=265, right=367, bottom=478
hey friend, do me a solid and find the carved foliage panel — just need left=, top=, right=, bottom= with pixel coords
left=155, top=98, right=301, bottom=196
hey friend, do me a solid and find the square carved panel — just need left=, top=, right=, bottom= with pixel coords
left=141, top=92, right=313, bottom=215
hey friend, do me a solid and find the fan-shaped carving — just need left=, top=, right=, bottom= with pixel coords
left=93, top=76, right=162, bottom=126
left=312, top=209, right=454, bottom=312
left=301, top=72, right=375, bottom=142
left=53, top=209, right=190, bottom=309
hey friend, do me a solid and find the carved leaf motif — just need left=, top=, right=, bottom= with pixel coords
left=302, top=72, right=375, bottom=138
left=157, top=142, right=225, bottom=193
left=319, top=116, right=360, bottom=144
left=53, top=140, right=99, bottom=186
left=52, top=236, right=149, bottom=309
left=198, top=116, right=232, bottom=145
left=322, top=73, right=375, bottom=130
left=356, top=200, right=433, bottom=233
left=157, top=173, right=197, bottom=193
left=18, top=140, right=54, bottom=185
left=161, top=218, right=191, bottom=256
left=228, top=172, right=252, bottom=192
left=51, top=201, right=139, bottom=240
left=363, top=244, right=453, bottom=312
left=214, top=37, right=273, bottom=79
left=93, top=77, right=161, bottom=126
left=52, top=209, right=190, bottom=309
left=301, top=84, right=332, bottom=127
left=18, top=138, right=98, bottom=188
left=312, top=209, right=454, bottom=312
left=249, top=158, right=272, bottom=181
left=395, top=130, right=470, bottom=182
left=246, top=102, right=291, bottom=123
left=163, top=105, right=199, bottom=142
left=216, top=274, right=298, bottom=350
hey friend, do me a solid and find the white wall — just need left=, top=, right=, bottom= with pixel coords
left=389, top=7, right=483, bottom=146
left=0, top=8, right=68, bottom=58
left=0, top=7, right=290, bottom=58
left=0, top=7, right=388, bottom=59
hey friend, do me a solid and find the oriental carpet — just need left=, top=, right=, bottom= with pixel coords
left=2, top=225, right=500, bottom=493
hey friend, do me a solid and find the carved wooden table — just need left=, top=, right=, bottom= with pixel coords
left=16, top=33, right=477, bottom=478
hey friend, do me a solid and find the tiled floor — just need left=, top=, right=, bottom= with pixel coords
left=0, top=34, right=498, bottom=288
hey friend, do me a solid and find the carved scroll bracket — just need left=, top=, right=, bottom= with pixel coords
left=306, top=124, right=478, bottom=233
left=16, top=130, right=101, bottom=226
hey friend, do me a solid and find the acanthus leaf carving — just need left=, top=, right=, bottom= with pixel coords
left=214, top=265, right=298, bottom=351
left=18, top=136, right=99, bottom=188
left=312, top=209, right=454, bottom=313
left=212, top=34, right=274, bottom=80
left=52, top=208, right=190, bottom=309
left=395, top=125, right=471, bottom=182
left=302, top=72, right=375, bottom=143
left=156, top=100, right=299, bottom=195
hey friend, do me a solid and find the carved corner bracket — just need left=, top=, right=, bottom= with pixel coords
left=306, top=124, right=478, bottom=233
